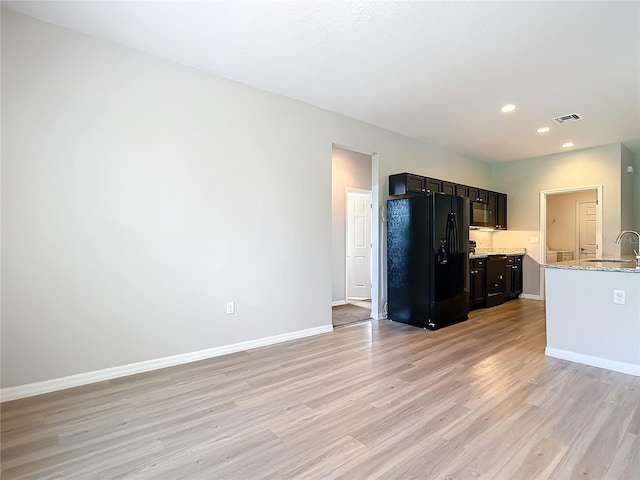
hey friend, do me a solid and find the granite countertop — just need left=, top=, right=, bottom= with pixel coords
left=543, top=256, right=640, bottom=273
left=469, top=248, right=527, bottom=259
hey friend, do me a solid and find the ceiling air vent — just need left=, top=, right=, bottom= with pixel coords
left=552, top=113, right=583, bottom=124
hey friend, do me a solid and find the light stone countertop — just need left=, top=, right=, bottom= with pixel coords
left=542, top=256, right=640, bottom=273
left=469, top=248, right=527, bottom=259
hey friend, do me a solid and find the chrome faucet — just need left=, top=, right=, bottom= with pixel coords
left=615, top=230, right=640, bottom=267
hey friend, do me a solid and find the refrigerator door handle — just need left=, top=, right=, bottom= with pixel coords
left=451, top=212, right=458, bottom=255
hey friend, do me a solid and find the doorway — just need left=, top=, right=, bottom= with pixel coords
left=540, top=185, right=602, bottom=299
left=331, top=146, right=375, bottom=327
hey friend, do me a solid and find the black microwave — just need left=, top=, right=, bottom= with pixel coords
left=471, top=201, right=494, bottom=228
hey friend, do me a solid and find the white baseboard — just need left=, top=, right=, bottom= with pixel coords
left=0, top=325, right=334, bottom=402
left=332, top=300, right=347, bottom=307
left=519, top=293, right=542, bottom=300
left=545, top=347, right=640, bottom=377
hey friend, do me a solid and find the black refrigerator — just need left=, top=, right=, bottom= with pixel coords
left=387, top=194, right=470, bottom=330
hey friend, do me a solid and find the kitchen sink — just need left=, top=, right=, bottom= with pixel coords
left=584, top=259, right=633, bottom=264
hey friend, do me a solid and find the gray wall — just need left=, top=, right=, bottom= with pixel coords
left=1, top=11, right=493, bottom=388
left=331, top=147, right=372, bottom=304
left=492, top=143, right=624, bottom=296
left=621, top=145, right=636, bottom=255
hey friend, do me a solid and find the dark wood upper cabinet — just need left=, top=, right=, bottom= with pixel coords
left=468, top=187, right=488, bottom=203
left=425, top=178, right=442, bottom=194
left=388, top=174, right=506, bottom=229
left=389, top=173, right=426, bottom=195
left=487, top=191, right=498, bottom=228
left=455, top=184, right=469, bottom=198
left=496, top=193, right=507, bottom=230
left=441, top=181, right=455, bottom=195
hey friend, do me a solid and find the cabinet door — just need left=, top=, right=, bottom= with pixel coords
left=470, top=267, right=486, bottom=308
left=496, top=193, right=507, bottom=229
left=487, top=191, right=498, bottom=228
left=513, top=256, right=523, bottom=294
left=406, top=175, right=426, bottom=194
left=468, top=187, right=488, bottom=203
left=513, top=264, right=522, bottom=294
left=389, top=173, right=426, bottom=195
left=486, top=257, right=506, bottom=292
left=442, top=181, right=455, bottom=195
left=425, top=178, right=442, bottom=194
left=455, top=184, right=469, bottom=197
left=505, top=261, right=514, bottom=298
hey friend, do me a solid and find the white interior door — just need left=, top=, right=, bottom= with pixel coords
left=347, top=191, right=372, bottom=299
left=578, top=201, right=597, bottom=259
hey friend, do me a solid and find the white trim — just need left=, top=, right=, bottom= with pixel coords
left=370, top=153, right=380, bottom=321
left=332, top=300, right=347, bottom=306
left=539, top=185, right=603, bottom=300
left=545, top=347, right=640, bottom=377
left=519, top=293, right=542, bottom=300
left=0, top=325, right=334, bottom=402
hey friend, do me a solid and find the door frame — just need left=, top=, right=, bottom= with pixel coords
left=345, top=188, right=372, bottom=302
left=332, top=144, right=380, bottom=320
left=539, top=185, right=602, bottom=300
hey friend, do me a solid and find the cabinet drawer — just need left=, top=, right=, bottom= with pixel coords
left=505, top=257, right=514, bottom=265
left=472, top=258, right=486, bottom=268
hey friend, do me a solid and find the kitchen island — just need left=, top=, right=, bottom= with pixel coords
left=543, top=258, right=640, bottom=376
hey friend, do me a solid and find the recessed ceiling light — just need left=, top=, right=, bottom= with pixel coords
left=500, top=104, right=516, bottom=113
left=537, top=127, right=550, bottom=134
left=562, top=142, right=574, bottom=148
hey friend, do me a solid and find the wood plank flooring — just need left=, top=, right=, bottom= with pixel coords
left=2, top=299, right=640, bottom=479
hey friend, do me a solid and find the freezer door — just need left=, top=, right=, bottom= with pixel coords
left=386, top=197, right=431, bottom=327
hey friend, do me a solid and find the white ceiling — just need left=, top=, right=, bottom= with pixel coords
left=3, top=1, right=640, bottom=162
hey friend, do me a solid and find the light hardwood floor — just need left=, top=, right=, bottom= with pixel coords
left=2, top=299, right=640, bottom=479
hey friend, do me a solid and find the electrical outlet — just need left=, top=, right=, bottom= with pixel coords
left=613, top=290, right=625, bottom=305
left=531, top=236, right=539, bottom=244
left=226, top=301, right=235, bottom=314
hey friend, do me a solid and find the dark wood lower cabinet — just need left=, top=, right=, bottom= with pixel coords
left=486, top=256, right=506, bottom=307
left=470, top=255, right=524, bottom=310
left=505, top=255, right=523, bottom=300
left=469, top=258, right=486, bottom=310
